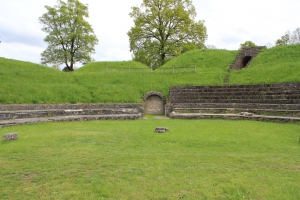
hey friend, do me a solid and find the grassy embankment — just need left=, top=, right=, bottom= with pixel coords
left=1, top=119, right=300, bottom=199
left=0, top=44, right=299, bottom=104
left=229, top=44, right=300, bottom=84
left=0, top=49, right=236, bottom=104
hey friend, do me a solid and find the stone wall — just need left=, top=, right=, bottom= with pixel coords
left=0, top=103, right=144, bottom=127
left=0, top=103, right=143, bottom=112
left=229, top=46, right=265, bottom=70
left=0, top=103, right=144, bottom=120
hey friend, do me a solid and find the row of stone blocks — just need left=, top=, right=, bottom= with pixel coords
left=170, top=90, right=300, bottom=95
left=170, top=99, right=299, bottom=104
left=172, top=103, right=300, bottom=110
left=0, top=104, right=144, bottom=127
left=169, top=113, right=300, bottom=123
left=168, top=83, right=300, bottom=120
left=170, top=94, right=299, bottom=101
left=170, top=83, right=300, bottom=91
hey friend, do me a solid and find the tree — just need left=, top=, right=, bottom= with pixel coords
left=239, top=40, right=256, bottom=49
left=128, top=0, right=207, bottom=68
left=276, top=28, right=300, bottom=46
left=39, top=0, right=98, bottom=71
left=276, top=32, right=291, bottom=46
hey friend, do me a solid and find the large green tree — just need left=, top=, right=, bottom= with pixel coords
left=128, top=0, right=207, bottom=68
left=39, top=0, right=98, bottom=71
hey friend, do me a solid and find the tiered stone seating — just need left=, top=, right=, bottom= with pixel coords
left=168, top=83, right=300, bottom=122
left=0, top=104, right=143, bottom=127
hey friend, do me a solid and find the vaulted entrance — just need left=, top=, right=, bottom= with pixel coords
left=242, top=56, right=252, bottom=68
left=144, top=91, right=165, bottom=115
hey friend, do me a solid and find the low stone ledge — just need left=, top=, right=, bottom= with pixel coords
left=0, top=114, right=143, bottom=127
left=169, top=113, right=300, bottom=123
left=2, top=133, right=18, bottom=141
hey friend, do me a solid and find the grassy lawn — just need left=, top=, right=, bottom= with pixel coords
left=1, top=118, right=299, bottom=199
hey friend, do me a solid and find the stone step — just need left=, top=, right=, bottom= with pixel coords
left=169, top=94, right=300, bottom=101
left=170, top=83, right=300, bottom=90
left=170, top=99, right=299, bottom=104
left=0, top=108, right=140, bottom=120
left=169, top=113, right=300, bottom=123
left=170, top=85, right=299, bottom=92
left=172, top=103, right=300, bottom=110
left=0, top=114, right=143, bottom=127
left=0, top=103, right=142, bottom=111
left=173, top=108, right=300, bottom=117
left=169, top=90, right=300, bottom=96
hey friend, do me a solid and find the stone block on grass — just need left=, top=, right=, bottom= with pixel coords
left=2, top=133, right=18, bottom=141
left=155, top=127, right=168, bottom=133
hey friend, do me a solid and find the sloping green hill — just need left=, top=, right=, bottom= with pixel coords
left=162, top=49, right=237, bottom=70
left=0, top=45, right=299, bottom=104
left=77, top=61, right=149, bottom=73
left=229, top=44, right=300, bottom=84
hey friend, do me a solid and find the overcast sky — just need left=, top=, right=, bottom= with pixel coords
left=0, top=0, right=299, bottom=67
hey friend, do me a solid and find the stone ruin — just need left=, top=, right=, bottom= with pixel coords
left=155, top=127, right=168, bottom=133
left=229, top=46, right=266, bottom=70
left=2, top=133, right=18, bottom=141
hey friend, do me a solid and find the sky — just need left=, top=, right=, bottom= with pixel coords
left=0, top=0, right=299, bottom=67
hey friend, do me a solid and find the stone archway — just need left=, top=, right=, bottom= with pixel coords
left=229, top=46, right=265, bottom=70
left=242, top=56, right=252, bottom=68
left=144, top=91, right=165, bottom=115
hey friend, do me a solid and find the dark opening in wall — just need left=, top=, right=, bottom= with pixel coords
left=242, top=56, right=252, bottom=68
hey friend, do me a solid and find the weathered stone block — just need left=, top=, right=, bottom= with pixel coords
left=2, top=133, right=18, bottom=141
left=155, top=127, right=168, bottom=133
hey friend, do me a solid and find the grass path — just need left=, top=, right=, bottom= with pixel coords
left=1, top=118, right=300, bottom=199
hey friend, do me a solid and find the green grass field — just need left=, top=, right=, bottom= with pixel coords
left=1, top=118, right=300, bottom=199
left=1, top=44, right=299, bottom=104
left=1, top=45, right=300, bottom=199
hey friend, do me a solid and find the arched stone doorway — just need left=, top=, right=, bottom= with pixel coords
left=144, top=91, right=165, bottom=115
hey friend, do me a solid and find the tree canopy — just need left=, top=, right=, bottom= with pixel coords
left=276, top=28, right=300, bottom=46
left=128, top=0, right=207, bottom=68
left=239, top=41, right=256, bottom=49
left=39, top=0, right=98, bottom=71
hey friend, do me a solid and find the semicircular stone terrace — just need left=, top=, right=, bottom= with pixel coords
left=167, top=82, right=300, bottom=123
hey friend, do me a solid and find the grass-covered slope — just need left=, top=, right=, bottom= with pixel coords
left=0, top=50, right=237, bottom=104
left=161, top=49, right=238, bottom=85
left=76, top=61, right=149, bottom=73
left=162, top=49, right=237, bottom=70
left=229, top=44, right=300, bottom=84
left=0, top=45, right=299, bottom=104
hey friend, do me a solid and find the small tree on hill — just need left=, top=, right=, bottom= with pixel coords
left=276, top=28, right=300, bottom=46
left=39, top=0, right=98, bottom=71
left=239, top=41, right=256, bottom=49
left=128, top=0, right=207, bottom=68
